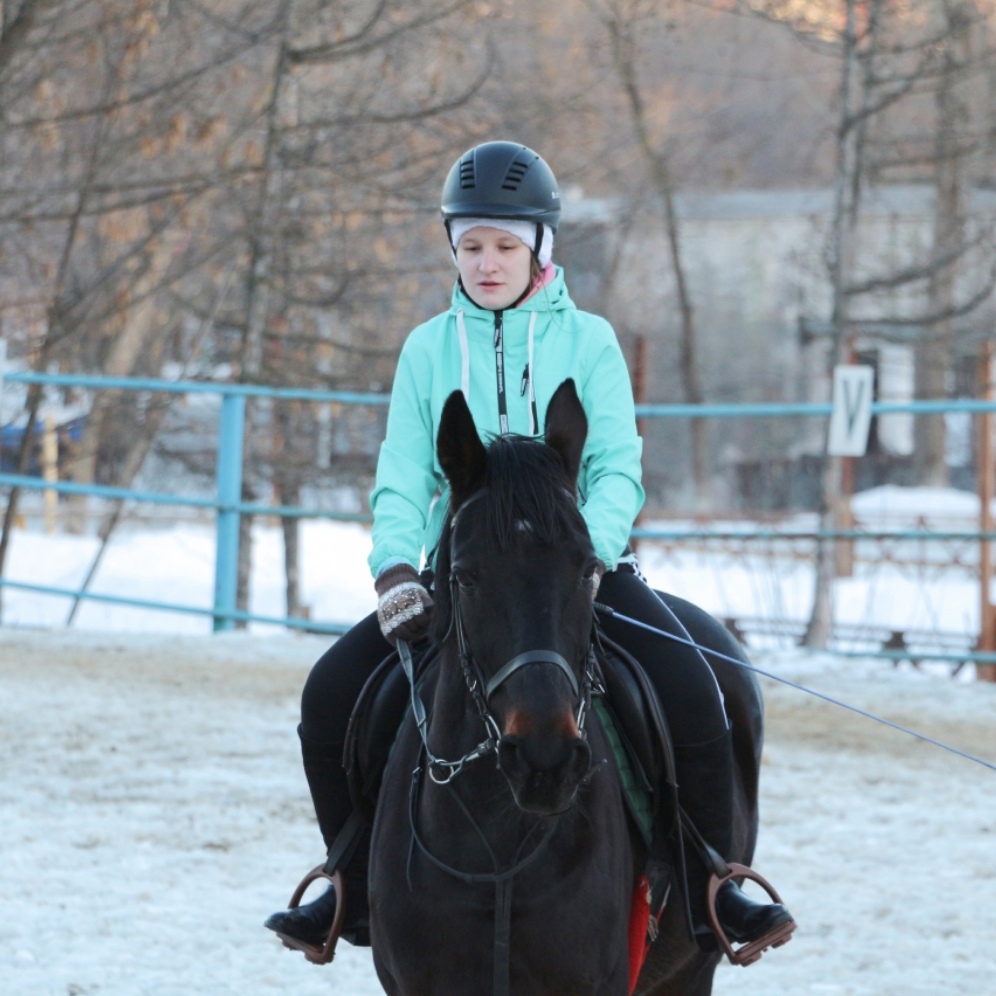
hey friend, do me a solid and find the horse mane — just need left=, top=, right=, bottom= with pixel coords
left=430, top=432, right=588, bottom=644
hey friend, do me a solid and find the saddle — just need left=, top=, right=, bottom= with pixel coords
left=341, top=631, right=686, bottom=935
left=343, top=633, right=675, bottom=836
left=591, top=631, right=679, bottom=842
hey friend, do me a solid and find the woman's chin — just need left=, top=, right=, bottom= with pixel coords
left=467, top=285, right=528, bottom=311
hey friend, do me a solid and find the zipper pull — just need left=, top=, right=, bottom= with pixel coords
left=520, top=364, right=529, bottom=396
left=493, top=312, right=503, bottom=349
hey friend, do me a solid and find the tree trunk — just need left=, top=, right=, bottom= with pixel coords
left=0, top=382, right=44, bottom=620
left=804, top=0, right=867, bottom=648
left=281, top=491, right=302, bottom=620
left=603, top=9, right=710, bottom=506
left=64, top=230, right=179, bottom=533
left=914, top=0, right=972, bottom=486
left=234, top=8, right=291, bottom=627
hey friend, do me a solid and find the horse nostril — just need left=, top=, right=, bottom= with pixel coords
left=499, top=732, right=590, bottom=786
left=498, top=735, right=523, bottom=772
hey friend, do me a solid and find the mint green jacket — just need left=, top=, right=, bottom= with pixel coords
left=368, top=267, right=645, bottom=578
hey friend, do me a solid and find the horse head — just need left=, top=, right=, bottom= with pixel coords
left=434, top=379, right=597, bottom=816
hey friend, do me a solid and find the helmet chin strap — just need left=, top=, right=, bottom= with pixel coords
left=456, top=276, right=534, bottom=311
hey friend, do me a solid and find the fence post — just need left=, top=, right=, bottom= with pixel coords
left=213, top=393, right=246, bottom=632
left=978, top=341, right=996, bottom=682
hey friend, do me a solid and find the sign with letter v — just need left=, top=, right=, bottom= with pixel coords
left=827, top=364, right=874, bottom=457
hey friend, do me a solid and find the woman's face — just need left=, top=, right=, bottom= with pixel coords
left=456, top=226, right=533, bottom=311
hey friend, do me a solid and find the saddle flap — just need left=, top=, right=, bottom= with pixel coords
left=345, top=645, right=438, bottom=819
left=594, top=631, right=679, bottom=835
left=344, top=649, right=406, bottom=819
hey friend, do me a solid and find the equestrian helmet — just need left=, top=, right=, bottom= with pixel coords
left=440, top=141, right=561, bottom=234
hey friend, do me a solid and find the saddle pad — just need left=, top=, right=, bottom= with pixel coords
left=593, top=696, right=653, bottom=842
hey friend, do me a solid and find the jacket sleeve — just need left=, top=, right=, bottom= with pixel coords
left=368, top=333, right=441, bottom=578
left=577, top=321, right=645, bottom=570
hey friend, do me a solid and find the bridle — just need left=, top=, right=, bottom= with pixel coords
left=399, top=487, right=597, bottom=787
left=397, top=485, right=599, bottom=996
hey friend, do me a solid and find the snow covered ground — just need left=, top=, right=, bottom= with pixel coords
left=1, top=507, right=994, bottom=994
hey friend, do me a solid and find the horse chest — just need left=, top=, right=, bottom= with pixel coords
left=370, top=741, right=634, bottom=996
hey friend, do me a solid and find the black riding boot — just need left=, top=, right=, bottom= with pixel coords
left=674, top=729, right=794, bottom=952
left=264, top=730, right=371, bottom=948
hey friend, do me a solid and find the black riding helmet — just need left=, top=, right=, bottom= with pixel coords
left=441, top=141, right=561, bottom=257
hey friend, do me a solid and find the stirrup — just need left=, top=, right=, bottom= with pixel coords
left=706, top=863, right=796, bottom=967
left=271, top=866, right=346, bottom=965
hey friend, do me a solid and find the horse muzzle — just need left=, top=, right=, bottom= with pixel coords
left=497, top=719, right=592, bottom=816
left=485, top=648, right=593, bottom=814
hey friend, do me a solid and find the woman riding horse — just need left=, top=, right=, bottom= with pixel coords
left=265, top=140, right=795, bottom=960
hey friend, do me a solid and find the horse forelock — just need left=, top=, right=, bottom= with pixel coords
left=478, top=434, right=587, bottom=551
left=431, top=434, right=590, bottom=647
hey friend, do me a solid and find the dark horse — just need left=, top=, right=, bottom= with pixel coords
left=368, top=379, right=766, bottom=996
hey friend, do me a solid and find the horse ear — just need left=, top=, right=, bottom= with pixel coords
left=544, top=379, right=587, bottom=489
left=437, top=389, right=487, bottom=505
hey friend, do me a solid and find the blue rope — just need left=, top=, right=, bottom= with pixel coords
left=593, top=603, right=996, bottom=773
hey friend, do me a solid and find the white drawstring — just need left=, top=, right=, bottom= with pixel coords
left=527, top=312, right=537, bottom=434
left=457, top=309, right=470, bottom=403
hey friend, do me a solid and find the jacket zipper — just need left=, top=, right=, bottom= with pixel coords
left=493, top=311, right=509, bottom=435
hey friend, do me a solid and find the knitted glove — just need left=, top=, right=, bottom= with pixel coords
left=375, top=564, right=434, bottom=646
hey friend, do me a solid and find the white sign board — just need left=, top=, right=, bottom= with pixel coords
left=827, top=364, right=874, bottom=457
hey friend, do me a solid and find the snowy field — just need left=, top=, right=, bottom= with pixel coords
left=1, top=502, right=994, bottom=995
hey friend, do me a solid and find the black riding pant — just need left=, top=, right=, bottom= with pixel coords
left=297, top=569, right=731, bottom=854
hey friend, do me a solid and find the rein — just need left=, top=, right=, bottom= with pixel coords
left=405, top=756, right=558, bottom=996
left=594, top=601, right=996, bottom=774
left=398, top=638, right=500, bottom=785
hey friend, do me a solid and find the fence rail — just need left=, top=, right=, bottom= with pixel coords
left=2, top=368, right=995, bottom=665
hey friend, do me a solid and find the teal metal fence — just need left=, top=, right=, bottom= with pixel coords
left=1, top=369, right=995, bottom=661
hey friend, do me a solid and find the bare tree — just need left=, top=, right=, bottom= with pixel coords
left=914, top=0, right=979, bottom=484
left=581, top=0, right=710, bottom=505
left=738, top=0, right=996, bottom=645
left=215, top=0, right=494, bottom=622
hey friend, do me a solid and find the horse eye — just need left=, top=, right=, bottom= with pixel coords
left=579, top=561, right=600, bottom=589
left=452, top=568, right=476, bottom=592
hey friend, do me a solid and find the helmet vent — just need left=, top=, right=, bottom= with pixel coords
left=459, top=158, right=476, bottom=189
left=501, top=159, right=529, bottom=191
